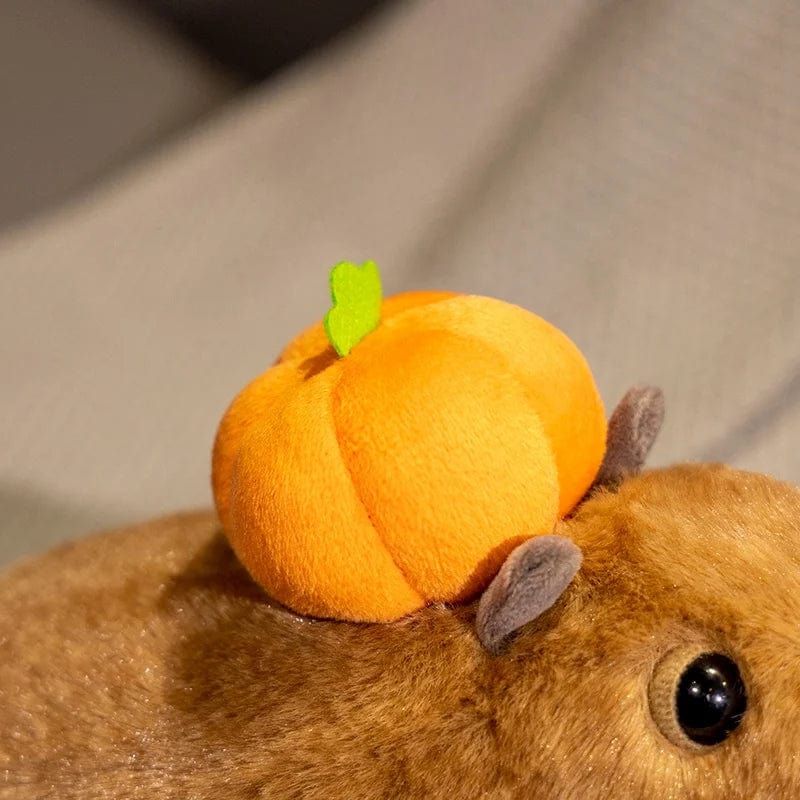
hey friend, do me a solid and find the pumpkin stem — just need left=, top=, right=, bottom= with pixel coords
left=324, top=261, right=383, bottom=356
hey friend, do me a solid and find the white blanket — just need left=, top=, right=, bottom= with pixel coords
left=2, top=0, right=799, bottom=563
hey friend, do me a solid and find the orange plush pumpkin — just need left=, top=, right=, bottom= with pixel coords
left=212, top=263, right=607, bottom=622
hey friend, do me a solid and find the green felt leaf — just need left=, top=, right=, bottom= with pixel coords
left=324, top=261, right=383, bottom=356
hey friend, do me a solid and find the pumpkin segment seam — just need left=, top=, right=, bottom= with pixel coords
left=329, top=369, right=424, bottom=601
left=382, top=311, right=565, bottom=513
left=331, top=320, right=562, bottom=604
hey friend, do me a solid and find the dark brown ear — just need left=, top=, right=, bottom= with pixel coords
left=476, top=535, right=582, bottom=655
left=592, top=385, right=665, bottom=490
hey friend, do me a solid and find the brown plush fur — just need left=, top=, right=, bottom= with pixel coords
left=2, top=463, right=800, bottom=799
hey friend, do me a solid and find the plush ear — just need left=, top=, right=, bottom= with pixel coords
left=593, top=385, right=665, bottom=490
left=476, top=535, right=582, bottom=655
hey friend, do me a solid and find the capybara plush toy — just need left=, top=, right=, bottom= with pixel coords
left=3, top=267, right=796, bottom=799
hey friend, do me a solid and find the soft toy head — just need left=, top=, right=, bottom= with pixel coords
left=211, top=262, right=607, bottom=621
left=476, top=461, right=800, bottom=799
left=204, top=396, right=800, bottom=799
left=171, top=430, right=800, bottom=800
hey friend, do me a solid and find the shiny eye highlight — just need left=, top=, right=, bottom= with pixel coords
left=675, top=653, right=747, bottom=745
left=649, top=649, right=747, bottom=749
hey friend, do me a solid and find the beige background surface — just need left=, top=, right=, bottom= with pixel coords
left=0, top=0, right=236, bottom=228
left=2, top=0, right=799, bottom=565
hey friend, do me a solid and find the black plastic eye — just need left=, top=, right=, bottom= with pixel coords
left=675, top=653, right=747, bottom=745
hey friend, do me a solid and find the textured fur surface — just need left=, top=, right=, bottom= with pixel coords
left=3, top=463, right=800, bottom=798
